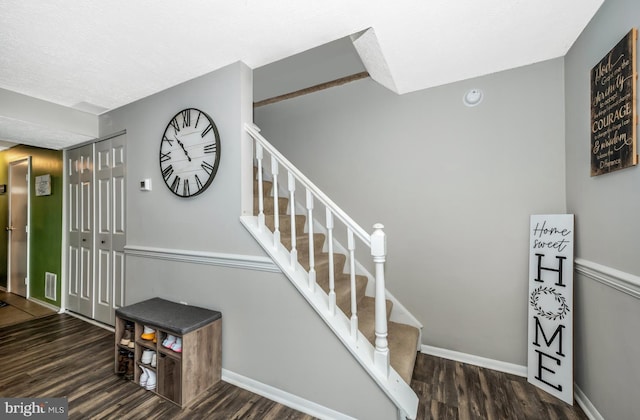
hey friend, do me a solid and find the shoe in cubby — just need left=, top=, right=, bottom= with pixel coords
left=119, top=323, right=134, bottom=346
left=141, top=349, right=154, bottom=365
left=170, top=337, right=182, bottom=353
left=162, top=334, right=176, bottom=349
left=141, top=326, right=156, bottom=341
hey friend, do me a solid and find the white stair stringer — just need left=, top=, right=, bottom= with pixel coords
left=240, top=215, right=419, bottom=420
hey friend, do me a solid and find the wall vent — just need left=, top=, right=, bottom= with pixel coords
left=45, top=272, right=57, bottom=301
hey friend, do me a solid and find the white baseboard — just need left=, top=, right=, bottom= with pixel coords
left=574, top=384, right=605, bottom=420
left=65, top=310, right=115, bottom=332
left=28, top=297, right=63, bottom=314
left=420, top=344, right=527, bottom=377
left=222, top=369, right=356, bottom=420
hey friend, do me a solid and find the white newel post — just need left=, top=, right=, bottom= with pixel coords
left=371, top=223, right=389, bottom=377
left=256, top=142, right=265, bottom=230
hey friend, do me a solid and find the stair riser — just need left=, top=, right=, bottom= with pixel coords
left=254, top=196, right=290, bottom=216
left=264, top=215, right=306, bottom=236
left=323, top=275, right=368, bottom=316
left=301, top=254, right=347, bottom=279
left=281, top=233, right=325, bottom=255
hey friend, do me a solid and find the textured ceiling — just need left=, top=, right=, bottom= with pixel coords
left=0, top=0, right=603, bottom=149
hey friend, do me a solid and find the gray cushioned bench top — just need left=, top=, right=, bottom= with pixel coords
left=116, top=297, right=221, bottom=335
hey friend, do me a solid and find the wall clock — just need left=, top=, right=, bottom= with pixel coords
left=159, top=108, right=221, bottom=197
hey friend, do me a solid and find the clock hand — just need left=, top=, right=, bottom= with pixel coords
left=174, top=136, right=191, bottom=162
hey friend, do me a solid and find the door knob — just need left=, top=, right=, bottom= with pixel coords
left=5, top=226, right=14, bottom=231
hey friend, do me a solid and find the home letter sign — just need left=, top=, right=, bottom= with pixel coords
left=527, top=214, right=574, bottom=405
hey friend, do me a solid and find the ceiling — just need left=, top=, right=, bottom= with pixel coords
left=0, top=0, right=603, bottom=150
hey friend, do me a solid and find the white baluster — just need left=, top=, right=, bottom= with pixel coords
left=306, top=189, right=316, bottom=291
left=348, top=229, right=358, bottom=339
left=371, top=223, right=389, bottom=377
left=271, top=156, right=280, bottom=246
left=326, top=209, right=336, bottom=315
left=256, top=143, right=265, bottom=230
left=288, top=172, right=297, bottom=269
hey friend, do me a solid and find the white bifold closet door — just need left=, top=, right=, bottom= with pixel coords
left=67, top=134, right=126, bottom=325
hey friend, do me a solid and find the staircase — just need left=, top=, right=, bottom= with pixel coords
left=241, top=123, right=421, bottom=419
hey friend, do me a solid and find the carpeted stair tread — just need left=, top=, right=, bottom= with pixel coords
left=387, top=321, right=420, bottom=385
left=356, top=296, right=393, bottom=344
left=264, top=214, right=306, bottom=236
left=253, top=178, right=272, bottom=192
left=254, top=195, right=290, bottom=215
left=281, top=233, right=325, bottom=255
left=316, top=272, right=368, bottom=315
left=358, top=298, right=419, bottom=384
left=302, top=254, right=347, bottom=288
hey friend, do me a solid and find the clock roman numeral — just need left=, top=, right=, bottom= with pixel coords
left=194, top=111, right=201, bottom=128
left=160, top=151, right=172, bottom=163
left=181, top=110, right=190, bottom=128
left=201, top=124, right=213, bottom=138
left=195, top=174, right=203, bottom=190
left=171, top=175, right=181, bottom=194
left=170, top=118, right=180, bottom=135
left=162, top=165, right=174, bottom=181
left=201, top=161, right=215, bottom=175
left=204, top=143, right=217, bottom=154
left=162, top=136, right=174, bottom=147
left=183, top=179, right=190, bottom=196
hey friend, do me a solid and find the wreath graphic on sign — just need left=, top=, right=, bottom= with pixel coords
left=529, top=286, right=570, bottom=321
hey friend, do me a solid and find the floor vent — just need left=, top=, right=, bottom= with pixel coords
left=45, top=272, right=57, bottom=300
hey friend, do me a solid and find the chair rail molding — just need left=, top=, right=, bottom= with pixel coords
left=574, top=258, right=640, bottom=300
left=124, top=245, right=280, bottom=273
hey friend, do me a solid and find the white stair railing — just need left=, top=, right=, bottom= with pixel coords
left=244, top=123, right=419, bottom=419
left=246, top=123, right=389, bottom=375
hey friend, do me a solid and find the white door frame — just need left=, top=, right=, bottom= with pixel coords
left=7, top=157, right=31, bottom=298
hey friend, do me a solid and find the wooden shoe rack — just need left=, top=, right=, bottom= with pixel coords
left=114, top=298, right=222, bottom=407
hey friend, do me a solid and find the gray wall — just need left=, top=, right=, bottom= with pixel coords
left=255, top=58, right=567, bottom=365
left=565, top=0, right=640, bottom=419
left=98, top=62, right=397, bottom=420
left=254, top=37, right=365, bottom=103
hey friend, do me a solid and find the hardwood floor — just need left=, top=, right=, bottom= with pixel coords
left=0, top=314, right=314, bottom=419
left=0, top=290, right=56, bottom=327
left=410, top=353, right=588, bottom=420
left=0, top=313, right=588, bottom=420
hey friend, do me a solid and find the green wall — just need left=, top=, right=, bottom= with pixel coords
left=0, top=146, right=63, bottom=306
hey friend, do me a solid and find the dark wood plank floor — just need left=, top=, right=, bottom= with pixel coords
left=0, top=290, right=56, bottom=327
left=0, top=313, right=588, bottom=420
left=410, top=353, right=588, bottom=420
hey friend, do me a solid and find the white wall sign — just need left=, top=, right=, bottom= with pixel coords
left=528, top=214, right=574, bottom=404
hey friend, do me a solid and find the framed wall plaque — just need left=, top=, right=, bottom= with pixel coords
left=590, top=29, right=638, bottom=176
left=35, top=174, right=51, bottom=196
